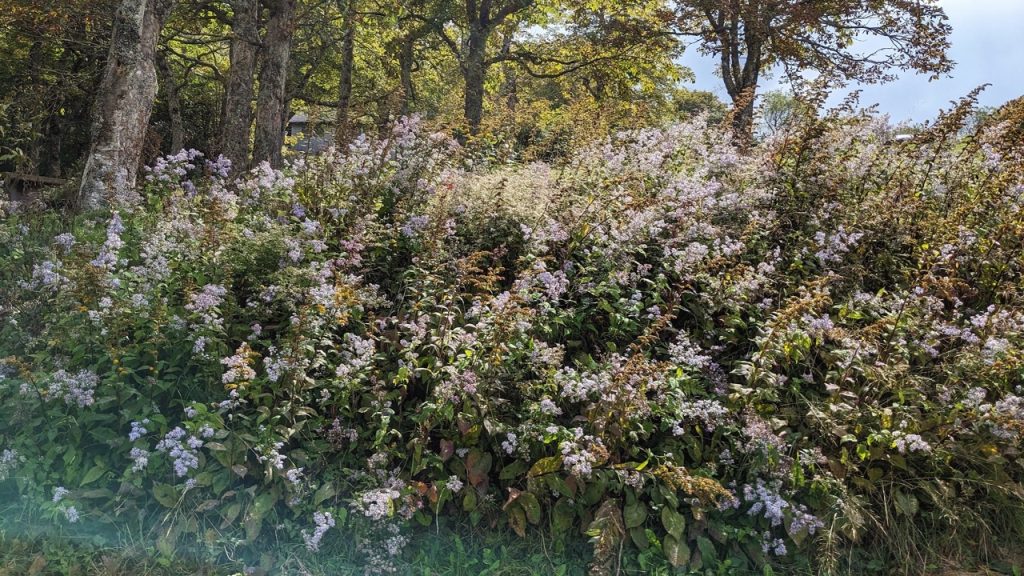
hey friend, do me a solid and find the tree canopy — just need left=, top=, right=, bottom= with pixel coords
left=0, top=0, right=956, bottom=197
left=673, top=0, right=953, bottom=139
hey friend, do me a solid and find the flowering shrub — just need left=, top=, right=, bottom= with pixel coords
left=1, top=102, right=1023, bottom=574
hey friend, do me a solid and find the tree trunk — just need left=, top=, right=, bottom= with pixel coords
left=730, top=91, right=756, bottom=145
left=334, top=0, right=357, bottom=145
left=463, top=24, right=487, bottom=135
left=398, top=36, right=414, bottom=117
left=219, top=0, right=259, bottom=171
left=156, top=51, right=184, bottom=152
left=500, top=29, right=517, bottom=115
left=79, top=0, right=174, bottom=210
left=252, top=0, right=295, bottom=168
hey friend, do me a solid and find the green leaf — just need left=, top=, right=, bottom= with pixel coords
left=544, top=474, right=573, bottom=498
left=894, top=489, right=919, bottom=517
left=250, top=492, right=278, bottom=521
left=624, top=502, right=647, bottom=529
left=552, top=497, right=575, bottom=533
left=80, top=464, right=106, bottom=485
left=663, top=534, right=690, bottom=567
left=518, top=492, right=542, bottom=524
left=499, top=460, right=529, bottom=481
left=661, top=507, right=685, bottom=538
left=152, top=484, right=178, bottom=508
left=245, top=515, right=263, bottom=542
left=528, top=456, right=562, bottom=478
left=313, top=483, right=335, bottom=506
left=220, top=503, right=242, bottom=529
left=508, top=505, right=527, bottom=538
left=697, top=536, right=716, bottom=565
left=463, top=489, right=478, bottom=512
left=156, top=526, right=178, bottom=557
left=629, top=526, right=649, bottom=550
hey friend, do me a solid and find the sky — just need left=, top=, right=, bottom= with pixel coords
left=678, top=0, right=1024, bottom=123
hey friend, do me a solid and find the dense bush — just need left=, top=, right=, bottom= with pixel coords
left=1, top=101, right=1023, bottom=575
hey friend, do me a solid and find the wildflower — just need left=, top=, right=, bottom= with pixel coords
left=335, top=334, right=375, bottom=379
left=789, top=506, right=825, bottom=536
left=186, top=284, right=227, bottom=317
left=892, top=432, right=931, bottom=455
left=741, top=413, right=786, bottom=455
left=302, top=511, right=335, bottom=552
left=400, top=215, right=430, bottom=237
left=286, top=468, right=305, bottom=485
left=53, top=233, right=76, bottom=253
left=539, top=398, right=562, bottom=416
left=445, top=476, right=464, bottom=493
left=556, top=367, right=611, bottom=402
left=26, top=260, right=67, bottom=290
left=676, top=399, right=730, bottom=431
left=813, top=226, right=864, bottom=265
left=0, top=449, right=18, bottom=480
left=205, top=155, right=232, bottom=179
left=256, top=440, right=286, bottom=470
left=803, top=314, right=835, bottom=339
left=358, top=488, right=400, bottom=521
left=668, top=334, right=711, bottom=369
left=222, top=344, right=257, bottom=386
left=965, top=387, right=987, bottom=407
left=761, top=532, right=786, bottom=556
left=155, top=427, right=202, bottom=477
left=47, top=369, right=99, bottom=408
left=64, top=506, right=80, bottom=523
left=536, top=269, right=569, bottom=301
left=53, top=486, right=70, bottom=503
left=129, top=447, right=150, bottom=472
left=501, top=432, right=519, bottom=455
left=559, top=429, right=607, bottom=479
left=89, top=212, right=125, bottom=271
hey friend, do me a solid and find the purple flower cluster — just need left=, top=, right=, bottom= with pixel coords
left=556, top=367, right=610, bottom=403
left=743, top=479, right=788, bottom=527
left=128, top=419, right=149, bottom=441
left=221, top=348, right=256, bottom=385
left=802, top=314, right=835, bottom=339
left=53, top=233, right=76, bottom=253
left=89, top=212, right=125, bottom=271
left=52, top=486, right=69, bottom=503
left=155, top=426, right=207, bottom=477
left=25, top=260, right=67, bottom=290
left=186, top=284, right=227, bottom=318
left=146, top=148, right=204, bottom=184
left=813, top=226, right=864, bottom=265
left=129, top=447, right=150, bottom=472
left=892, top=432, right=931, bottom=455
left=400, top=215, right=430, bottom=238
left=46, top=369, right=99, bottom=408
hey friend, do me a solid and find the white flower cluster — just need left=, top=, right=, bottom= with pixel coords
left=302, top=511, right=335, bottom=552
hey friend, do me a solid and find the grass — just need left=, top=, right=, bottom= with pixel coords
left=0, top=496, right=593, bottom=576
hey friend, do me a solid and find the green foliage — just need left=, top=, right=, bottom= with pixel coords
left=1, top=99, right=1024, bottom=575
